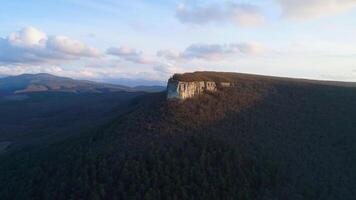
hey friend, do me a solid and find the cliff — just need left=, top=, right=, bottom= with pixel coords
left=167, top=71, right=356, bottom=100
left=167, top=73, right=232, bottom=100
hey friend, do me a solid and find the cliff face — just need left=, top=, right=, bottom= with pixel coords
left=167, top=77, right=232, bottom=100
left=167, top=79, right=216, bottom=100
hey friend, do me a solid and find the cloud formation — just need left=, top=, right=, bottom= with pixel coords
left=0, top=65, right=100, bottom=80
left=106, top=47, right=153, bottom=64
left=153, top=63, right=182, bottom=75
left=176, top=2, right=264, bottom=26
left=158, top=42, right=265, bottom=61
left=0, top=27, right=101, bottom=65
left=276, top=0, right=356, bottom=19
left=157, top=50, right=181, bottom=60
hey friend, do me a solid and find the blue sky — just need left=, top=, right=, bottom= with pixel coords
left=1, top=0, right=356, bottom=85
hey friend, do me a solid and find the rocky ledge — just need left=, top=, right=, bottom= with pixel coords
left=167, top=73, right=232, bottom=100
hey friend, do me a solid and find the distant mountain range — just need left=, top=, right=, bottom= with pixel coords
left=0, top=73, right=165, bottom=96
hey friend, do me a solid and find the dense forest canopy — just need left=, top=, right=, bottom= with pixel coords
left=1, top=72, right=356, bottom=199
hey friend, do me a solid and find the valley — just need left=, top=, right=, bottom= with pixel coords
left=0, top=74, right=154, bottom=153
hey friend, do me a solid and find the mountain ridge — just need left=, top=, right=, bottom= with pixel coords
left=172, top=71, right=356, bottom=87
left=167, top=71, right=356, bottom=100
left=0, top=73, right=166, bottom=96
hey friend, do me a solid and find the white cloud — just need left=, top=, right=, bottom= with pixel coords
left=233, top=42, right=266, bottom=54
left=8, top=27, right=47, bottom=47
left=182, top=44, right=232, bottom=60
left=157, top=50, right=181, bottom=60
left=47, top=36, right=99, bottom=57
left=107, top=47, right=153, bottom=64
left=176, top=2, right=264, bottom=26
left=158, top=42, right=266, bottom=61
left=276, top=0, right=356, bottom=19
left=0, top=27, right=101, bottom=65
left=153, top=63, right=182, bottom=75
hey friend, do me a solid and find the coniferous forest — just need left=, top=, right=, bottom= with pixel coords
left=1, top=72, right=356, bottom=199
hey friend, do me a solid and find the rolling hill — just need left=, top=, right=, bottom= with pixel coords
left=0, top=73, right=134, bottom=95
left=1, top=72, right=356, bottom=199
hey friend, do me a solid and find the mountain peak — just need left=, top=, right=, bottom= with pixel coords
left=14, top=73, right=63, bottom=79
left=167, top=71, right=356, bottom=100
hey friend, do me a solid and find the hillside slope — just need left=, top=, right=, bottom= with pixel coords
left=0, top=92, right=145, bottom=153
left=1, top=72, right=356, bottom=199
left=0, top=73, right=133, bottom=95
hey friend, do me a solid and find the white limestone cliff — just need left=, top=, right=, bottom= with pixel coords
left=167, top=78, right=232, bottom=100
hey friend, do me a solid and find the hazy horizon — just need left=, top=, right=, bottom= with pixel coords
left=0, top=72, right=167, bottom=87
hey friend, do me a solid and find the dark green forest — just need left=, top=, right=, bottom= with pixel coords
left=1, top=73, right=356, bottom=199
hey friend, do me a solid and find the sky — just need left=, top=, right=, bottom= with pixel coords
left=1, top=0, right=356, bottom=85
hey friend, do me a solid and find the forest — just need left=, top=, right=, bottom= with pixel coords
left=1, top=73, right=356, bottom=199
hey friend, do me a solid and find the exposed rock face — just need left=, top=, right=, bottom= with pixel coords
left=167, top=77, right=231, bottom=100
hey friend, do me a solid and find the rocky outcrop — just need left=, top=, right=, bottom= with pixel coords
left=167, top=77, right=232, bottom=100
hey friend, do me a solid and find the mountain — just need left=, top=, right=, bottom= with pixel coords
left=171, top=71, right=356, bottom=87
left=0, top=73, right=152, bottom=153
left=1, top=71, right=356, bottom=199
left=0, top=73, right=133, bottom=96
